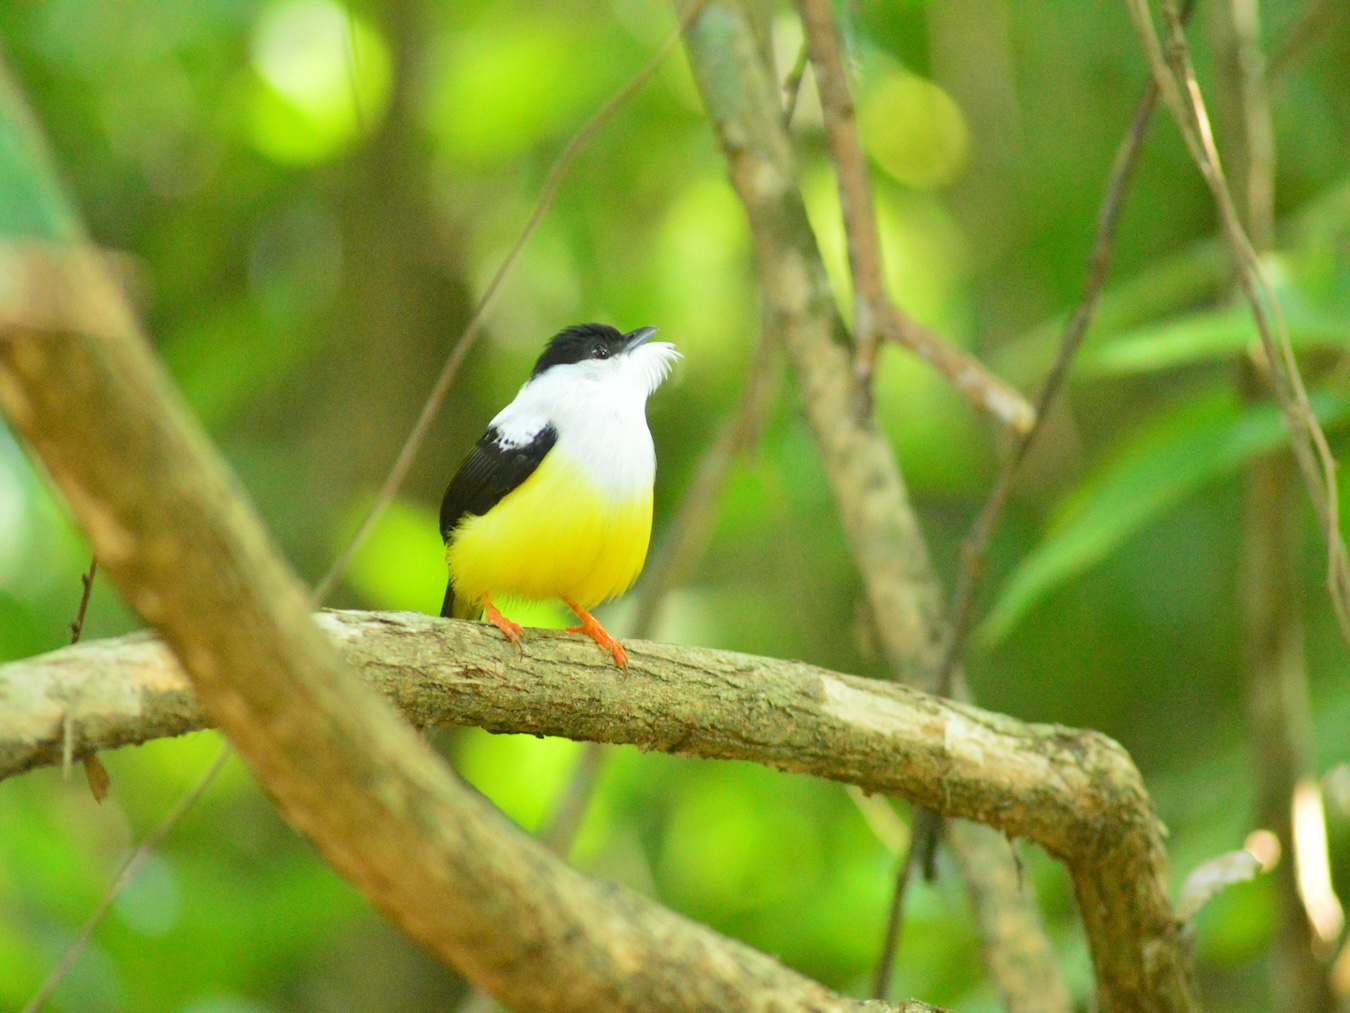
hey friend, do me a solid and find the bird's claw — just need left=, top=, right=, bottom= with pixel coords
left=483, top=601, right=524, bottom=652
left=567, top=622, right=627, bottom=668
left=564, top=599, right=627, bottom=668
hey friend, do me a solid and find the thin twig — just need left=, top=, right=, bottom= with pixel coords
left=21, top=744, right=231, bottom=1013
left=62, top=554, right=110, bottom=801
left=932, top=62, right=1168, bottom=698
left=313, top=0, right=711, bottom=602
left=931, top=0, right=1199, bottom=700
left=68, top=555, right=96, bottom=643
left=871, top=808, right=940, bottom=999
left=1126, top=0, right=1350, bottom=648
left=878, top=307, right=1035, bottom=432
left=933, top=0, right=1332, bottom=702
left=798, top=0, right=883, bottom=377
left=796, top=0, right=1034, bottom=431
left=1221, top=0, right=1342, bottom=1004
left=1224, top=0, right=1275, bottom=251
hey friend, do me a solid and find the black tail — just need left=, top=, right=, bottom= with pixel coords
left=441, top=579, right=482, bottom=620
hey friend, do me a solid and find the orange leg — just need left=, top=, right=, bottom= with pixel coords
left=564, top=598, right=626, bottom=668
left=483, top=599, right=524, bottom=648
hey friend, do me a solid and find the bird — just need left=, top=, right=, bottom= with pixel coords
left=439, top=322, right=679, bottom=667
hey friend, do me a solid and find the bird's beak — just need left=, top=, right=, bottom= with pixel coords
left=623, top=326, right=658, bottom=352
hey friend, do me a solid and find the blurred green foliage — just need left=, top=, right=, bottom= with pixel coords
left=1, top=1, right=1348, bottom=1011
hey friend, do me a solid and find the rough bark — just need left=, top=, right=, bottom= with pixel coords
left=6, top=608, right=1150, bottom=861
left=5, top=606, right=1180, bottom=1011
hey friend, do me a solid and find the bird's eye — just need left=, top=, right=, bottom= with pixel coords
left=591, top=344, right=610, bottom=359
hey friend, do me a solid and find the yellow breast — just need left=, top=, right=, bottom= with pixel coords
left=445, top=448, right=653, bottom=611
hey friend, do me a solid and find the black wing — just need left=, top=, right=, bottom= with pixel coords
left=439, top=423, right=558, bottom=539
left=440, top=423, right=557, bottom=619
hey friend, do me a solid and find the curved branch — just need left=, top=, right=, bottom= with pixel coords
left=7, top=604, right=1180, bottom=1013
left=796, top=0, right=1034, bottom=430
left=7, top=609, right=1134, bottom=859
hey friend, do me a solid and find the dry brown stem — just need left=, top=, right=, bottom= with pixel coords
left=795, top=0, right=1033, bottom=431
left=1124, top=0, right=1350, bottom=650
left=1212, top=0, right=1337, bottom=1004
left=932, top=18, right=1181, bottom=700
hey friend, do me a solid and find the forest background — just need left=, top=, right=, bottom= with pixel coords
left=1, top=0, right=1348, bottom=1011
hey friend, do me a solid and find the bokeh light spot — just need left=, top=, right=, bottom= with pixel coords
left=247, top=0, right=392, bottom=165
left=860, top=65, right=969, bottom=190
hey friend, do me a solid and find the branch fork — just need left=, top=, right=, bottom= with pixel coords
left=796, top=0, right=1035, bottom=433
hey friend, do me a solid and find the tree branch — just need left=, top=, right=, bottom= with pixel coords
left=795, top=0, right=1033, bottom=430
left=0, top=609, right=1121, bottom=840
left=680, top=5, right=1069, bottom=1011
left=3, top=610, right=1175, bottom=950
left=1124, top=0, right=1350, bottom=649
left=0, top=240, right=922, bottom=1013
left=680, top=4, right=1192, bottom=1010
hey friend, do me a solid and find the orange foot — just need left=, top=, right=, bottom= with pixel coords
left=483, top=599, right=524, bottom=649
left=564, top=598, right=626, bottom=668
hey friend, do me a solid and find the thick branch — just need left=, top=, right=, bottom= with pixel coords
left=4, top=608, right=1178, bottom=1007
left=6, top=600, right=1181, bottom=1012
left=5, top=608, right=1142, bottom=855
left=0, top=247, right=919, bottom=1012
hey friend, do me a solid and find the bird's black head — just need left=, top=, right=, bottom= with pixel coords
left=530, top=323, right=631, bottom=379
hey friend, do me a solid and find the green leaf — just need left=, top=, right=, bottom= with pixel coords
left=1076, top=297, right=1350, bottom=379
left=978, top=389, right=1350, bottom=647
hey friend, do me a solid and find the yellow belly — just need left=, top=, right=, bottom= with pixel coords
left=446, top=449, right=653, bottom=610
